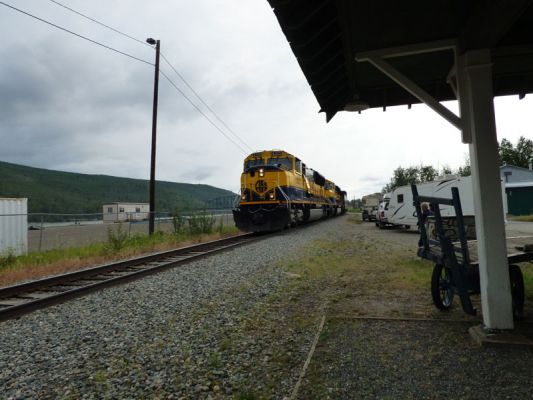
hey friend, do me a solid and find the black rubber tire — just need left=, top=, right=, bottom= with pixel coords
left=509, top=264, right=525, bottom=320
left=431, top=263, right=454, bottom=310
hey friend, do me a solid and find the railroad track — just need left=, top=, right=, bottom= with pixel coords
left=0, top=233, right=261, bottom=323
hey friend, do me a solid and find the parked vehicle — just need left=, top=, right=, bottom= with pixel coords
left=384, top=176, right=473, bottom=229
left=375, top=193, right=391, bottom=228
left=361, top=192, right=382, bottom=222
left=384, top=175, right=496, bottom=230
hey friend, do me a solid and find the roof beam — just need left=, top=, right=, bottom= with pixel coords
left=460, top=0, right=533, bottom=50
left=356, top=54, right=462, bottom=131
left=355, top=39, right=456, bottom=60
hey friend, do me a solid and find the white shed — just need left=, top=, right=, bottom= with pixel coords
left=103, top=203, right=149, bottom=223
left=0, top=198, right=28, bottom=256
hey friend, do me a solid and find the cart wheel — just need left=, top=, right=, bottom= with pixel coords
left=431, top=263, right=454, bottom=310
left=509, top=264, right=525, bottom=320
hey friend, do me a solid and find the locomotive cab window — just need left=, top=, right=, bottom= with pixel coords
left=267, top=157, right=292, bottom=171
left=244, top=158, right=264, bottom=171
left=306, top=168, right=315, bottom=182
left=295, top=159, right=302, bottom=174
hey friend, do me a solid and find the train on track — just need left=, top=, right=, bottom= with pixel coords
left=233, top=150, right=347, bottom=232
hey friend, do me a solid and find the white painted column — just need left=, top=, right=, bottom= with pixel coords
left=461, top=49, right=514, bottom=329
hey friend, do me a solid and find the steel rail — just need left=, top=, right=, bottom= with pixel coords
left=0, top=233, right=260, bottom=323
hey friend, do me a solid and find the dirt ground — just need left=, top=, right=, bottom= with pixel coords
left=293, top=217, right=533, bottom=399
left=27, top=214, right=235, bottom=252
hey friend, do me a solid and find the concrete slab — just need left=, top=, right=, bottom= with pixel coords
left=469, top=324, right=533, bottom=348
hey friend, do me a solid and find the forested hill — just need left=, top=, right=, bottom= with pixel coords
left=0, top=161, right=236, bottom=214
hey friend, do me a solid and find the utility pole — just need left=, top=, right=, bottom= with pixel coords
left=146, top=38, right=160, bottom=235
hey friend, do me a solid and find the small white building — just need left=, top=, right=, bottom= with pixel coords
left=0, top=198, right=28, bottom=256
left=103, top=203, right=149, bottom=223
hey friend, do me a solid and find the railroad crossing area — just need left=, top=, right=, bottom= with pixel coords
left=1, top=215, right=532, bottom=399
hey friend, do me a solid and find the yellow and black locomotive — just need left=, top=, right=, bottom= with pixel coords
left=233, top=150, right=347, bottom=232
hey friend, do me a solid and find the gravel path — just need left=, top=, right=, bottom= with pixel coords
left=300, top=318, right=533, bottom=400
left=0, top=216, right=349, bottom=399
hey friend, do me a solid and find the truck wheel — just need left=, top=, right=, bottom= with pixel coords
left=509, top=264, right=524, bottom=320
left=431, top=263, right=454, bottom=310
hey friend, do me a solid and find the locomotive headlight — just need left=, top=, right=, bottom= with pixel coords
left=241, top=194, right=246, bottom=200
left=269, top=192, right=275, bottom=200
left=259, top=168, right=264, bottom=177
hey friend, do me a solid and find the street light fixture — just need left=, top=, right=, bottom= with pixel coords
left=147, top=38, right=160, bottom=235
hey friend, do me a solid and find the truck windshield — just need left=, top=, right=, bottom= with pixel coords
left=244, top=158, right=264, bottom=171
left=267, top=157, right=293, bottom=171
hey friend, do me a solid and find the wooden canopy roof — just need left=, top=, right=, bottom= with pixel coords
left=268, top=0, right=533, bottom=121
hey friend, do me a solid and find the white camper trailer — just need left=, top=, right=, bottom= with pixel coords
left=385, top=175, right=476, bottom=229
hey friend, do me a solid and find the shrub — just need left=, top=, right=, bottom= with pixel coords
left=0, top=249, right=16, bottom=269
left=172, top=213, right=186, bottom=235
left=188, top=210, right=216, bottom=234
left=216, top=216, right=224, bottom=234
left=106, top=224, right=129, bottom=251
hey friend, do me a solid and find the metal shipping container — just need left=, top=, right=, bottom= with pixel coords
left=0, top=198, right=28, bottom=256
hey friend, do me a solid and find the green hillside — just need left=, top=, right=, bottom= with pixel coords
left=0, top=161, right=236, bottom=215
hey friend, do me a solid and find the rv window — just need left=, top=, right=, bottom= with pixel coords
left=107, top=207, right=113, bottom=213
left=397, top=194, right=404, bottom=203
left=119, top=207, right=125, bottom=213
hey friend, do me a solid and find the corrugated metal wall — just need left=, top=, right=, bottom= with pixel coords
left=0, top=198, right=28, bottom=256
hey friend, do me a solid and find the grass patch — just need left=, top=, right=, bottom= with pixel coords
left=508, top=214, right=533, bottom=222
left=282, top=238, right=428, bottom=287
left=523, top=267, right=533, bottom=300
left=347, top=213, right=363, bottom=224
left=0, top=226, right=239, bottom=287
left=278, top=236, right=434, bottom=318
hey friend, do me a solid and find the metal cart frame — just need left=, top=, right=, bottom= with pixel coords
left=411, top=184, right=528, bottom=319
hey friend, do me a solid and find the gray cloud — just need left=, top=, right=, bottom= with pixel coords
left=0, top=0, right=530, bottom=200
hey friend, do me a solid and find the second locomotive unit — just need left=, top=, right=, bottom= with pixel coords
left=233, top=150, right=346, bottom=232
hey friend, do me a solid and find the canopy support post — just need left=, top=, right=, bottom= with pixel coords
left=356, top=43, right=514, bottom=330
left=460, top=49, right=513, bottom=329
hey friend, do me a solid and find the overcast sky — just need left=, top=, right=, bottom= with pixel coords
left=1, top=0, right=532, bottom=201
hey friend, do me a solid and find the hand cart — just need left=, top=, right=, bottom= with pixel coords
left=411, top=184, right=532, bottom=319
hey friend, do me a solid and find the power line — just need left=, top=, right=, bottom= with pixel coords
left=45, top=0, right=254, bottom=153
left=160, top=69, right=248, bottom=154
left=47, top=0, right=150, bottom=48
left=3, top=0, right=252, bottom=154
left=0, top=1, right=152, bottom=66
left=160, top=53, right=254, bottom=152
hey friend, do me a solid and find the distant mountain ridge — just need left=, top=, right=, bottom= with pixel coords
left=0, top=161, right=236, bottom=214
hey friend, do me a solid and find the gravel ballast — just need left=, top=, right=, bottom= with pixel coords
left=0, top=217, right=346, bottom=399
